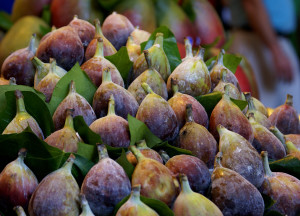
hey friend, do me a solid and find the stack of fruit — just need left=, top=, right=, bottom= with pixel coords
left=0, top=11, right=299, bottom=216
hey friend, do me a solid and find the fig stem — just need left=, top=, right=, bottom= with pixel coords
left=94, top=19, right=103, bottom=37
left=185, top=104, right=194, bottom=123
left=9, top=77, right=16, bottom=85
left=102, top=68, right=112, bottom=83
left=69, top=80, right=76, bottom=94
left=13, top=206, right=26, bottom=216
left=130, top=145, right=145, bottom=162
left=171, top=78, right=179, bottom=94
left=215, top=152, right=223, bottom=168
left=31, top=57, right=44, bottom=70
left=49, top=58, right=57, bottom=74
left=136, top=140, right=148, bottom=149
left=15, top=90, right=27, bottom=113
left=285, top=94, right=293, bottom=106
left=261, top=151, right=273, bottom=176
left=159, top=150, right=170, bottom=163
left=246, top=96, right=256, bottom=111
left=179, top=174, right=193, bottom=193
left=217, top=49, right=225, bottom=66
left=216, top=124, right=225, bottom=136
left=196, top=47, right=205, bottom=60
left=64, top=109, right=75, bottom=129
left=141, top=82, right=154, bottom=94
left=107, top=95, right=116, bottom=116
left=269, top=126, right=287, bottom=152
left=28, top=33, right=36, bottom=53
left=97, top=144, right=109, bottom=160
left=184, top=38, right=193, bottom=58
left=144, top=50, right=153, bottom=70
left=130, top=184, right=141, bottom=202
left=154, top=33, right=164, bottom=47
left=94, top=37, right=104, bottom=58
left=80, top=194, right=94, bottom=215
left=63, top=154, right=75, bottom=173
left=286, top=141, right=299, bottom=154
left=247, top=112, right=256, bottom=122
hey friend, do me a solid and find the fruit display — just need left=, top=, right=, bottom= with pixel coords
left=0, top=1, right=299, bottom=215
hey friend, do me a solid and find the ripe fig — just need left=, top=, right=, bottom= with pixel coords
left=0, top=77, right=9, bottom=85
left=1, top=34, right=36, bottom=86
left=126, top=140, right=163, bottom=166
left=45, top=109, right=82, bottom=152
left=173, top=174, right=222, bottom=216
left=217, top=125, right=264, bottom=188
left=14, top=206, right=27, bottom=216
left=130, top=145, right=177, bottom=206
left=28, top=154, right=80, bottom=215
left=260, top=151, right=300, bottom=216
left=116, top=184, right=159, bottom=216
left=136, top=83, right=178, bottom=141
left=85, top=19, right=117, bottom=61
left=167, top=40, right=211, bottom=96
left=178, top=104, right=217, bottom=168
left=81, top=144, right=131, bottom=216
left=211, top=153, right=264, bottom=216
left=248, top=113, right=286, bottom=160
left=128, top=50, right=168, bottom=104
left=36, top=26, right=84, bottom=71
left=133, top=33, right=171, bottom=81
left=102, top=12, right=134, bottom=50
left=81, top=38, right=124, bottom=87
left=2, top=90, right=44, bottom=139
left=52, top=80, right=97, bottom=130
left=0, top=149, right=38, bottom=210
left=269, top=94, right=300, bottom=134
left=209, top=85, right=254, bottom=142
left=79, top=194, right=95, bottom=216
left=90, top=95, right=130, bottom=148
left=165, top=154, right=210, bottom=194
left=252, top=96, right=269, bottom=117
left=130, top=27, right=151, bottom=44
left=168, top=78, right=208, bottom=129
left=92, top=68, right=138, bottom=120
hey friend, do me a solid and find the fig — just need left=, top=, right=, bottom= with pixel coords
left=252, top=96, right=269, bottom=117
left=126, top=140, right=163, bottom=166
left=130, top=145, right=177, bottom=206
left=90, top=95, right=130, bottom=148
left=165, top=154, right=210, bottom=194
left=36, top=26, right=84, bottom=71
left=79, top=194, right=95, bottom=216
left=269, top=94, right=300, bottom=134
left=210, top=49, right=241, bottom=91
left=1, top=34, right=36, bottom=86
left=92, top=68, right=138, bottom=120
left=0, top=149, right=38, bottom=210
left=285, top=134, right=300, bottom=150
left=45, top=109, right=82, bottom=152
left=2, top=90, right=44, bottom=139
left=32, top=56, right=67, bottom=89
left=211, top=153, right=264, bottom=216
left=14, top=206, right=27, bottom=216
left=0, top=77, right=9, bottom=85
left=260, top=151, right=300, bottom=216
left=81, top=38, right=124, bottom=87
left=116, top=184, right=159, bottom=216
left=286, top=140, right=300, bottom=159
left=81, top=144, right=131, bottom=216
left=217, top=125, right=264, bottom=188
left=128, top=50, right=168, bottom=104
left=28, top=154, right=80, bottom=215
left=35, top=59, right=61, bottom=103
left=130, top=27, right=151, bottom=44
left=52, top=80, right=97, bottom=130
left=248, top=113, right=286, bottom=160
left=133, top=33, right=171, bottom=81
left=102, top=12, right=134, bottom=50
left=209, top=85, right=254, bottom=142
left=136, top=83, right=178, bottom=141
left=167, top=41, right=211, bottom=97
left=178, top=104, right=217, bottom=168
left=168, top=78, right=208, bottom=129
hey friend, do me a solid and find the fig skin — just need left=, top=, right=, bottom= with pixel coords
left=81, top=144, right=131, bottom=216
left=0, top=149, right=38, bottom=210
left=285, top=134, right=300, bottom=150
left=0, top=77, right=9, bottom=85
left=52, top=80, right=97, bottom=130
left=260, top=151, right=300, bottom=216
left=269, top=94, right=300, bottom=134
left=252, top=96, right=269, bottom=117
left=93, top=69, right=138, bottom=120
left=102, top=12, right=134, bottom=50
left=165, top=154, right=210, bottom=195
left=36, top=26, right=84, bottom=71
left=28, top=154, right=80, bottom=216
left=79, top=194, right=95, bottom=216
left=1, top=34, right=36, bottom=86
left=211, top=154, right=264, bottom=216
left=90, top=95, right=130, bottom=148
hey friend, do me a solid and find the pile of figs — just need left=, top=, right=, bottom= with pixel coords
left=0, top=12, right=300, bottom=216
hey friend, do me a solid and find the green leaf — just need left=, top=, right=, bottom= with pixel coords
left=48, top=63, right=97, bottom=116
left=269, top=155, right=300, bottom=179
left=180, top=0, right=196, bottom=21
left=0, top=11, right=13, bottom=31
left=41, top=5, right=51, bottom=25
left=195, top=92, right=222, bottom=116
left=73, top=116, right=101, bottom=145
left=141, top=26, right=182, bottom=72
left=153, top=142, right=193, bottom=157
left=230, top=98, right=248, bottom=111
left=205, top=53, right=242, bottom=74
left=116, top=149, right=135, bottom=179
left=105, top=46, right=133, bottom=87
left=0, top=90, right=54, bottom=137
left=39, top=24, right=51, bottom=37
left=262, top=194, right=276, bottom=210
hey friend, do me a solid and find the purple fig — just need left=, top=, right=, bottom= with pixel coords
left=81, top=144, right=131, bottom=216
left=79, top=194, right=95, bottom=216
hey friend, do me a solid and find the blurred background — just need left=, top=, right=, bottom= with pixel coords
left=0, top=0, right=299, bottom=111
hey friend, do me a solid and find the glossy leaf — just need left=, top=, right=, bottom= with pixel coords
left=205, top=53, right=242, bottom=74
left=269, top=155, right=300, bottom=179
left=0, top=11, right=13, bottom=31
left=116, top=149, right=135, bottom=179
left=195, top=92, right=222, bottom=116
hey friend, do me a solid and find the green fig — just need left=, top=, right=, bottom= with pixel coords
left=81, top=144, right=131, bottom=216
left=28, top=154, right=80, bottom=215
left=217, top=125, right=264, bottom=187
left=90, top=95, right=130, bottom=148
left=211, top=153, right=264, bottom=216
left=81, top=37, right=124, bottom=87
left=14, top=206, right=27, bottom=216
left=0, top=149, right=38, bottom=210
left=130, top=145, right=177, bottom=206
left=260, top=151, right=300, bottom=216
left=172, top=174, right=223, bottom=216
left=52, top=80, right=97, bottom=130
left=286, top=140, right=300, bottom=159
left=252, top=96, right=269, bottom=117
left=79, top=194, right=95, bottom=216
left=128, top=49, right=168, bottom=104
left=116, top=185, right=159, bottom=216
left=133, top=33, right=171, bottom=81
left=2, top=90, right=44, bottom=139
left=136, top=83, right=178, bottom=141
